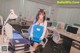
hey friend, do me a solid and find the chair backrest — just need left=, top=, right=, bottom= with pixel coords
left=52, top=29, right=61, bottom=43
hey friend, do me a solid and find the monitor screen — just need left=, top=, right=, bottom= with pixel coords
left=66, top=26, right=78, bottom=34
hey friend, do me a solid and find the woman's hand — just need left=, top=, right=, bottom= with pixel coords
left=40, top=37, right=43, bottom=40
left=30, top=35, right=33, bottom=39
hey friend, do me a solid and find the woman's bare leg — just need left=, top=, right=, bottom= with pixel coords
left=33, top=42, right=39, bottom=50
left=27, top=43, right=39, bottom=52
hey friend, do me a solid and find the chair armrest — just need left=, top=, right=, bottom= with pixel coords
left=21, top=29, right=29, bottom=39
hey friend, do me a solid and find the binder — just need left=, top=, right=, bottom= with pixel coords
left=31, top=25, right=44, bottom=43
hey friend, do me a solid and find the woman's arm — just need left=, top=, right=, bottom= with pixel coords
left=40, top=21, right=47, bottom=40
left=30, top=25, right=34, bottom=38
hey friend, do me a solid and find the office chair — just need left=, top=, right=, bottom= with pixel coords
left=25, top=38, right=48, bottom=53
left=51, top=29, right=67, bottom=53
left=21, top=29, right=30, bottom=40
left=33, top=38, right=48, bottom=53
left=52, top=28, right=63, bottom=44
left=25, top=29, right=48, bottom=53
left=35, top=30, right=48, bottom=53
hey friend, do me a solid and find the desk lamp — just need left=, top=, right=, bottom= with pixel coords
left=0, top=16, right=3, bottom=25
left=0, top=16, right=3, bottom=35
left=0, top=9, right=18, bottom=53
left=2, top=9, right=18, bottom=41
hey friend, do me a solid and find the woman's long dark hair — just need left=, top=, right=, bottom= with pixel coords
left=36, top=9, right=46, bottom=22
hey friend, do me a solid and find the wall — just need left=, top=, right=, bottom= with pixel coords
left=0, top=0, right=21, bottom=20
left=1, top=0, right=80, bottom=24
left=0, top=0, right=52, bottom=21
left=50, top=4, right=58, bottom=21
left=55, top=7, right=80, bottom=24
left=50, top=4, right=80, bottom=24
left=23, top=0, right=52, bottom=21
left=0, top=0, right=5, bottom=19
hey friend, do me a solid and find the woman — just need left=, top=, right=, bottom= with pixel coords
left=30, top=9, right=47, bottom=51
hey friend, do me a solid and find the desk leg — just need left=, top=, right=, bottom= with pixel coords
left=61, top=35, right=73, bottom=53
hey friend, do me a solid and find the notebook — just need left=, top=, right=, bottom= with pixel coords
left=31, top=25, right=44, bottom=43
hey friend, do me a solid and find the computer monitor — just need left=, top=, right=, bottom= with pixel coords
left=46, top=17, right=50, bottom=21
left=66, top=26, right=78, bottom=34
left=72, top=25, right=80, bottom=35
left=64, top=24, right=72, bottom=30
left=47, top=22, right=52, bottom=27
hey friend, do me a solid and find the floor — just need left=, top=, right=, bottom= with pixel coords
left=42, top=38, right=66, bottom=53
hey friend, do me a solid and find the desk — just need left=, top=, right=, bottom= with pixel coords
left=57, top=29, right=80, bottom=42
left=48, top=27, right=80, bottom=53
left=47, top=27, right=80, bottom=42
left=0, top=36, right=9, bottom=53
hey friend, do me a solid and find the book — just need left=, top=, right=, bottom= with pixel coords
left=9, top=43, right=30, bottom=51
left=10, top=39, right=30, bottom=47
left=9, top=45, right=24, bottom=51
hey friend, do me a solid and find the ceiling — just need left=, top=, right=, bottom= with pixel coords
left=27, top=0, right=57, bottom=6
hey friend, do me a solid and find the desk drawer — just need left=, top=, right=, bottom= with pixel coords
left=72, top=41, right=80, bottom=50
left=70, top=41, right=80, bottom=53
